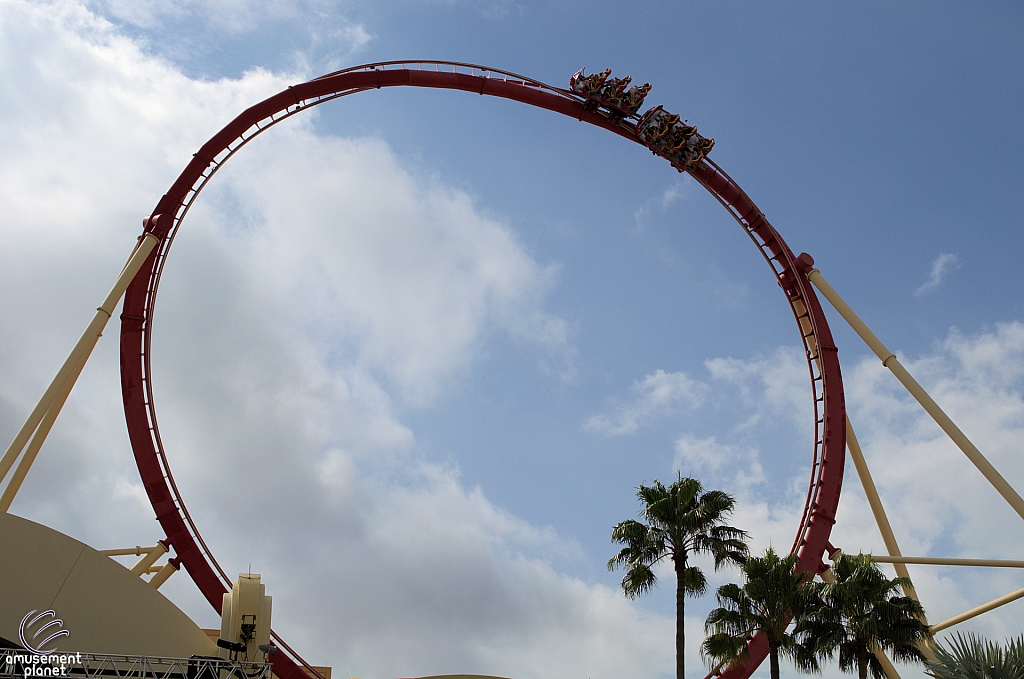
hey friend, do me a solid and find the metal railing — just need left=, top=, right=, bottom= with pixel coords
left=0, top=651, right=271, bottom=679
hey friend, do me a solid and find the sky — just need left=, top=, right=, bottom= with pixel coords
left=1, top=1, right=1023, bottom=678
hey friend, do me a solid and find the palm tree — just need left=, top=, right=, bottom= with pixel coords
left=796, top=552, right=931, bottom=679
left=702, top=547, right=820, bottom=679
left=608, top=474, right=748, bottom=679
left=925, top=632, right=1024, bottom=679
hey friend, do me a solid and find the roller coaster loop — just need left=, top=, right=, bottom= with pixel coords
left=117, top=61, right=846, bottom=679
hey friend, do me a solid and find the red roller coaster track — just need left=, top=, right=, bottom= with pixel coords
left=118, top=61, right=846, bottom=679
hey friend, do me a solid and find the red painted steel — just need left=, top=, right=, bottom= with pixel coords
left=119, top=62, right=845, bottom=679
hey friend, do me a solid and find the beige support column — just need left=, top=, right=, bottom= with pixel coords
left=872, top=556, right=1024, bottom=568
left=809, top=269, right=1024, bottom=523
left=130, top=542, right=168, bottom=576
left=871, top=643, right=903, bottom=679
left=846, top=422, right=921, bottom=602
left=148, top=561, right=178, bottom=589
left=0, top=233, right=160, bottom=507
left=820, top=569, right=902, bottom=679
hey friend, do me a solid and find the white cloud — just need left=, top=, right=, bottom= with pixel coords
left=584, top=369, right=707, bottom=436
left=914, top=252, right=960, bottom=297
left=89, top=0, right=357, bottom=35
left=331, top=22, right=373, bottom=53
left=673, top=434, right=764, bottom=490
left=674, top=433, right=735, bottom=472
left=179, top=128, right=570, bottom=406
left=703, top=345, right=810, bottom=430
left=86, top=0, right=374, bottom=74
left=275, top=465, right=674, bottom=678
left=633, top=179, right=691, bottom=228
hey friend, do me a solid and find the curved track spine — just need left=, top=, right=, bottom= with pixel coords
left=119, top=61, right=845, bottom=679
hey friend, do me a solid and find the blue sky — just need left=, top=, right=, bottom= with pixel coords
left=1, top=1, right=1023, bottom=678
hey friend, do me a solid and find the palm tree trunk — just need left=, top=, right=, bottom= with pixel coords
left=858, top=646, right=868, bottom=679
left=769, top=643, right=780, bottom=679
left=676, top=558, right=685, bottom=679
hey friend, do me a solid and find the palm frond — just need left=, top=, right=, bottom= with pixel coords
left=702, top=631, right=752, bottom=669
left=681, top=565, right=708, bottom=597
left=620, top=563, right=658, bottom=599
left=926, top=632, right=1024, bottom=679
left=608, top=519, right=666, bottom=571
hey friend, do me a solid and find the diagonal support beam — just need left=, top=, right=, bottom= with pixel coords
left=0, top=345, right=93, bottom=511
left=834, top=423, right=936, bottom=660
left=0, top=230, right=160, bottom=511
left=809, top=269, right=1024, bottom=523
left=930, top=587, right=1024, bottom=633
left=148, top=560, right=178, bottom=589
left=845, top=420, right=922, bottom=603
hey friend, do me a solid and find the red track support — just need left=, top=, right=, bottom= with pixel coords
left=119, top=62, right=845, bottom=679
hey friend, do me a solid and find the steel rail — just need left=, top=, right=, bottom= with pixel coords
left=119, top=61, right=846, bottom=679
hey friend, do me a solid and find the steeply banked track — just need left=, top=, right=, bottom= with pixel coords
left=119, top=61, right=846, bottom=679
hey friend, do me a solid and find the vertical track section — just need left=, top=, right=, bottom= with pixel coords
left=119, top=62, right=845, bottom=679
